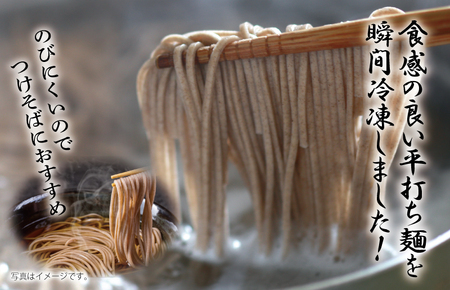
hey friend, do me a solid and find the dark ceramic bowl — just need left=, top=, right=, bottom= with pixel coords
left=9, top=159, right=178, bottom=249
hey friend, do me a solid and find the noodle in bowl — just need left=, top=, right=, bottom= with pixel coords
left=10, top=162, right=178, bottom=278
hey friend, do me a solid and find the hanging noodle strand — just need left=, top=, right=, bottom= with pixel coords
left=26, top=172, right=166, bottom=276
left=137, top=7, right=411, bottom=257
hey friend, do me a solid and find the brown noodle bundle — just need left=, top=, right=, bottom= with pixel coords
left=110, top=171, right=166, bottom=267
left=27, top=214, right=123, bottom=276
left=26, top=172, right=166, bottom=277
left=137, top=8, right=414, bottom=256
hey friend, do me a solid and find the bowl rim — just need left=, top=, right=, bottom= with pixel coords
left=287, top=228, right=450, bottom=289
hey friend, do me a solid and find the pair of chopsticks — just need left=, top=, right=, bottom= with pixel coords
left=156, top=6, right=450, bottom=69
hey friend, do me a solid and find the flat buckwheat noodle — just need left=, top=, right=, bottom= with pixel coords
left=109, top=171, right=164, bottom=267
left=26, top=172, right=166, bottom=277
left=27, top=214, right=123, bottom=276
left=136, top=7, right=413, bottom=257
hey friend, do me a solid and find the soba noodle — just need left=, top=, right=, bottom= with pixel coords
left=137, top=8, right=412, bottom=257
left=26, top=172, right=166, bottom=277
left=27, top=214, right=123, bottom=276
left=110, top=171, right=166, bottom=267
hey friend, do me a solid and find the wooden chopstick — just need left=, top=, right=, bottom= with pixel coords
left=156, top=6, right=450, bottom=69
left=111, top=167, right=149, bottom=179
left=111, top=167, right=149, bottom=187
